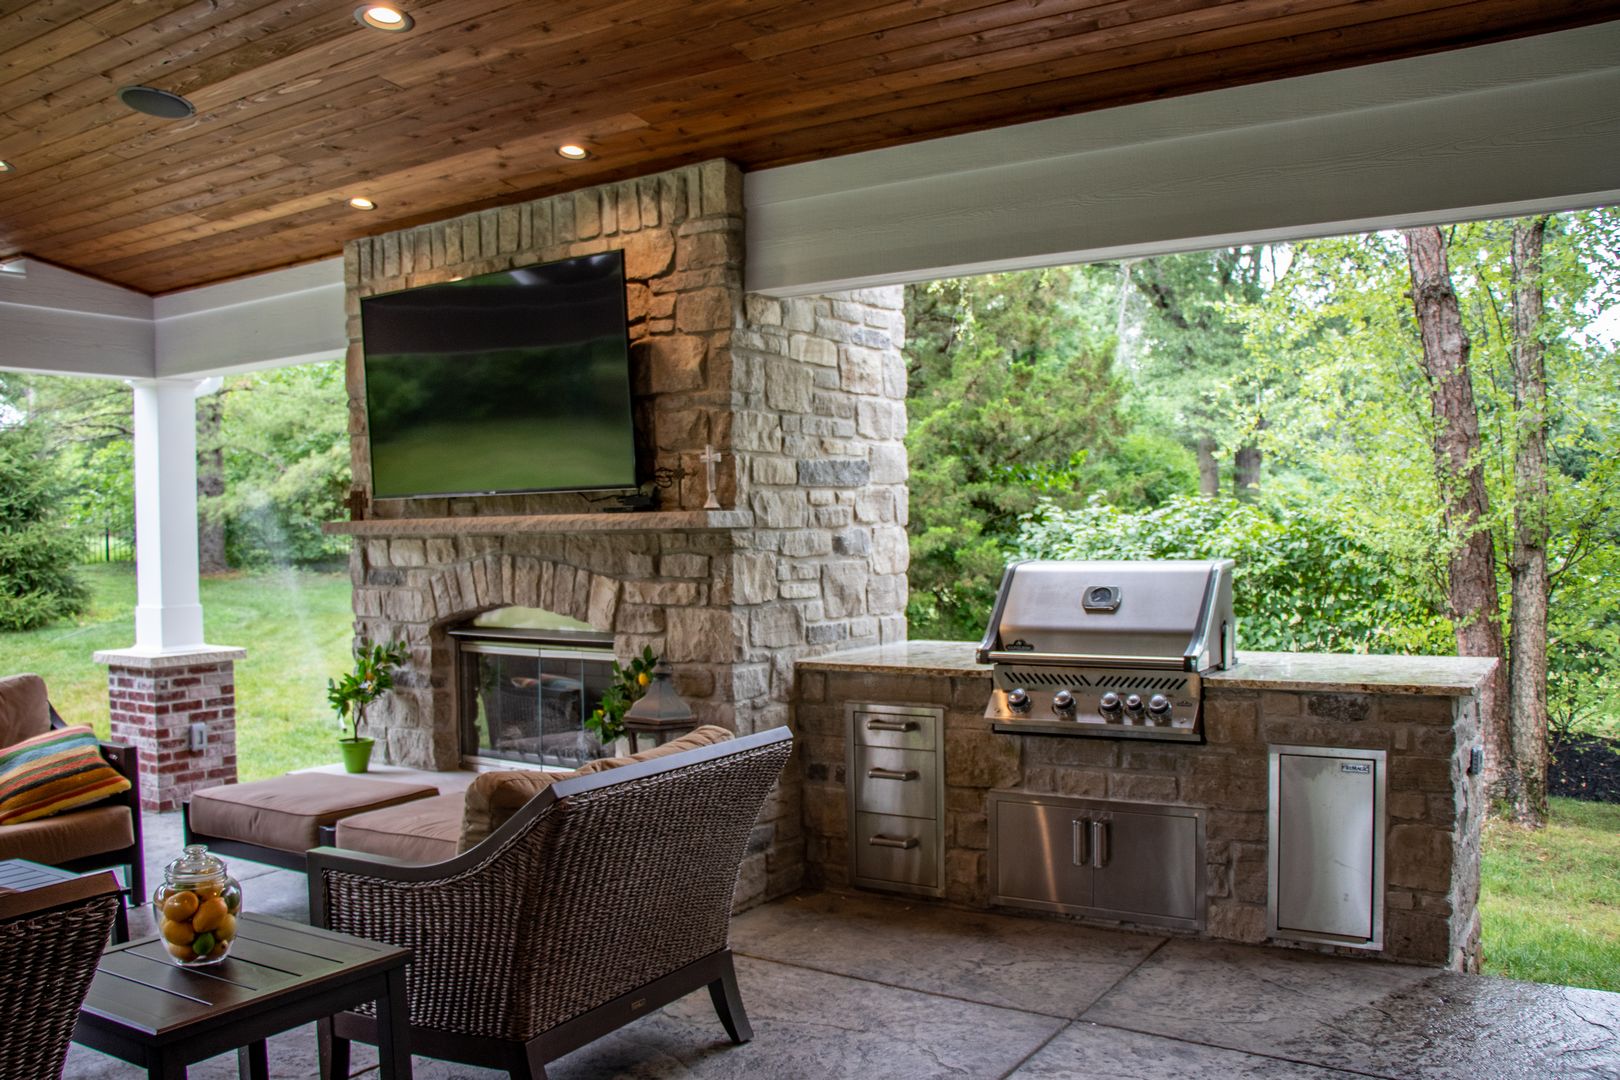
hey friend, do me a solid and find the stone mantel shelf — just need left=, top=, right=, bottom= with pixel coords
left=799, top=640, right=1497, bottom=697
left=323, top=509, right=754, bottom=538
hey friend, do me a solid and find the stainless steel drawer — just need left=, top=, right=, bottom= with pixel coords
left=853, top=746, right=938, bottom=819
left=852, top=811, right=940, bottom=890
left=851, top=704, right=938, bottom=751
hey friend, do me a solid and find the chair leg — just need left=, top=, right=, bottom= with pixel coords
left=707, top=953, right=753, bottom=1044
left=512, top=1040, right=551, bottom=1080
left=318, top=1017, right=351, bottom=1080
left=112, top=895, right=130, bottom=944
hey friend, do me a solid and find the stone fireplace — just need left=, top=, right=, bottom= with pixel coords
left=329, top=159, right=909, bottom=905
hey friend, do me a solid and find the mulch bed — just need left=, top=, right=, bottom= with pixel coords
left=1549, top=734, right=1620, bottom=805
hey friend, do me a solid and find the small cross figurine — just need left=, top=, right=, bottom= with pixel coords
left=699, top=444, right=723, bottom=510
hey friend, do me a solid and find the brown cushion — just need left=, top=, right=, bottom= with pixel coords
left=0, top=804, right=133, bottom=864
left=0, top=674, right=51, bottom=750
left=574, top=724, right=736, bottom=774
left=336, top=792, right=465, bottom=864
left=458, top=768, right=581, bottom=853
left=189, top=773, right=438, bottom=855
left=458, top=725, right=736, bottom=852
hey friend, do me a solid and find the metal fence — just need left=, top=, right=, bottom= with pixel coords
left=82, top=525, right=134, bottom=564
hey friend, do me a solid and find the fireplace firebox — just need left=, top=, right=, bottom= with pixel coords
left=450, top=608, right=617, bottom=769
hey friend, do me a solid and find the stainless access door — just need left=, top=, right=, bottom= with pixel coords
left=1269, top=746, right=1385, bottom=949
left=991, top=797, right=1094, bottom=909
left=1090, top=808, right=1202, bottom=925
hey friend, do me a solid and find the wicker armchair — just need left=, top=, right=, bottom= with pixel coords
left=308, top=726, right=793, bottom=1080
left=0, top=870, right=122, bottom=1080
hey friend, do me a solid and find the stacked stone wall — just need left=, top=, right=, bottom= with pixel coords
left=341, top=159, right=908, bottom=908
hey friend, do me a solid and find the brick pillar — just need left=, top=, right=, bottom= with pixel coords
left=93, top=647, right=246, bottom=812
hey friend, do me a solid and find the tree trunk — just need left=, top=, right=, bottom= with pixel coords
left=196, top=389, right=227, bottom=574
left=1403, top=226, right=1509, bottom=792
left=1196, top=436, right=1219, bottom=496
left=1233, top=417, right=1266, bottom=499
left=1506, top=217, right=1551, bottom=826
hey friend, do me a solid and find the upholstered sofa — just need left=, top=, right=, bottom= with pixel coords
left=307, top=725, right=792, bottom=1079
left=0, top=674, right=143, bottom=938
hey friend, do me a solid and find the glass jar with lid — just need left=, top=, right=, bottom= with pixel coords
left=152, top=844, right=243, bottom=965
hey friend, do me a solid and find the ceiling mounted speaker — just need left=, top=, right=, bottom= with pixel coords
left=117, top=85, right=195, bottom=119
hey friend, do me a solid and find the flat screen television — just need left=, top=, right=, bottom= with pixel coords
left=360, top=250, right=637, bottom=499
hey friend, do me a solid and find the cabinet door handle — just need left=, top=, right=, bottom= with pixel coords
left=867, top=767, right=919, bottom=781
left=1090, top=820, right=1109, bottom=869
left=868, top=833, right=919, bottom=850
left=866, top=719, right=918, bottom=733
left=1072, top=819, right=1089, bottom=867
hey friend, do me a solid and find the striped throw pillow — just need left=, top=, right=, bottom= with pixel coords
left=0, top=725, right=131, bottom=825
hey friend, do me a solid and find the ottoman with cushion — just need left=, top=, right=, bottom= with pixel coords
left=184, top=772, right=439, bottom=870
left=332, top=725, right=736, bottom=864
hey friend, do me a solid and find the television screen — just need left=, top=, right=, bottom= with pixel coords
left=360, top=250, right=637, bottom=499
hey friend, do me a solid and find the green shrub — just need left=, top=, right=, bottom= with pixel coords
left=1016, top=494, right=1452, bottom=654
left=0, top=423, right=88, bottom=631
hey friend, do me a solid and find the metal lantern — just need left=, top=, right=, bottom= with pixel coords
left=624, top=661, right=693, bottom=725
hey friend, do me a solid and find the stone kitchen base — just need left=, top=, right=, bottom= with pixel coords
left=795, top=643, right=1494, bottom=970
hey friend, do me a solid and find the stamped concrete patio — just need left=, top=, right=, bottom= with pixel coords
left=63, top=811, right=1620, bottom=1080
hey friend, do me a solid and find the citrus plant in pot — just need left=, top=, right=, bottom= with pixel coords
left=327, top=640, right=408, bottom=773
left=585, top=646, right=658, bottom=757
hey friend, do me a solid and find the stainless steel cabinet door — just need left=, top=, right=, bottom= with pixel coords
left=1271, top=749, right=1384, bottom=946
left=1090, top=808, right=1201, bottom=924
left=992, top=797, right=1094, bottom=908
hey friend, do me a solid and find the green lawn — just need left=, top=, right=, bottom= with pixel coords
left=0, top=564, right=354, bottom=781
left=1480, top=797, right=1620, bottom=992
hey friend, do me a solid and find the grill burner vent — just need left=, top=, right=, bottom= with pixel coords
left=978, top=559, right=1235, bottom=743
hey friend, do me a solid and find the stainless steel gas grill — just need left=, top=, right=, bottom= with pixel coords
left=977, top=559, right=1236, bottom=743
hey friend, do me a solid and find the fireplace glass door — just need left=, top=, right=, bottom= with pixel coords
left=459, top=641, right=615, bottom=768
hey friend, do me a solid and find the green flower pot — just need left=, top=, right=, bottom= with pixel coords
left=339, top=737, right=375, bottom=774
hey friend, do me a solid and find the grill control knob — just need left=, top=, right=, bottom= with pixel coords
left=1147, top=694, right=1173, bottom=724
left=1098, top=692, right=1122, bottom=722
left=1123, top=694, right=1145, bottom=722
left=1052, top=689, right=1077, bottom=717
left=1006, top=688, right=1032, bottom=714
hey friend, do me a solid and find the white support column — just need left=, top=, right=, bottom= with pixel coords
left=130, top=378, right=206, bottom=652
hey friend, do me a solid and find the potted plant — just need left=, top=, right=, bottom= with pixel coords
left=327, top=640, right=408, bottom=773
left=585, top=646, right=658, bottom=756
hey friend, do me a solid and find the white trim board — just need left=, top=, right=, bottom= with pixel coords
left=744, top=23, right=1620, bottom=296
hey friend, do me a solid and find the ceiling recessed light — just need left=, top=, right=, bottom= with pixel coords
left=557, top=144, right=590, bottom=160
left=349, top=196, right=376, bottom=210
left=0, top=160, right=12, bottom=172
left=117, top=85, right=195, bottom=119
left=354, top=5, right=413, bottom=31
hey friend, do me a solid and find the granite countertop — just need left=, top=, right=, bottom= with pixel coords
left=798, top=641, right=1496, bottom=696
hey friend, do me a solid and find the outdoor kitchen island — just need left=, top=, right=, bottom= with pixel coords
left=794, top=642, right=1495, bottom=971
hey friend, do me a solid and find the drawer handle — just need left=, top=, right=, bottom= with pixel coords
left=867, top=767, right=919, bottom=782
left=866, top=719, right=918, bottom=733
left=868, top=833, right=919, bottom=850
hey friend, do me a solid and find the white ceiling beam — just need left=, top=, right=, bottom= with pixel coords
left=153, top=257, right=346, bottom=377
left=0, top=259, right=154, bottom=378
left=744, top=24, right=1620, bottom=296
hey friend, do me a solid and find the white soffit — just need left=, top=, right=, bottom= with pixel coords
left=153, top=257, right=346, bottom=377
left=0, top=256, right=346, bottom=379
left=0, top=259, right=153, bottom=378
left=744, top=23, right=1620, bottom=296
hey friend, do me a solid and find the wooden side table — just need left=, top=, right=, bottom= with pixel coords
left=74, top=912, right=412, bottom=1079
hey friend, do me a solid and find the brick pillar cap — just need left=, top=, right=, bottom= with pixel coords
left=92, top=645, right=247, bottom=670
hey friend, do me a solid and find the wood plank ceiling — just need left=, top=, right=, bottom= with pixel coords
left=0, top=0, right=1615, bottom=295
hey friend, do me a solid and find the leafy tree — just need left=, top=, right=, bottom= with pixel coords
left=1240, top=213, right=1620, bottom=823
left=0, top=421, right=88, bottom=630
left=904, top=269, right=1126, bottom=639
left=217, top=360, right=351, bottom=567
